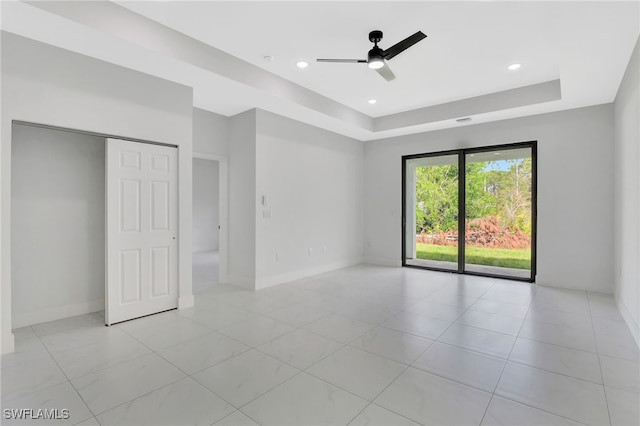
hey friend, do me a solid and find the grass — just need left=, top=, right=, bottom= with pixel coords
left=416, top=243, right=531, bottom=270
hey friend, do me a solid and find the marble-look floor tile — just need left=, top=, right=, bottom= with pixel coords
left=304, top=314, right=375, bottom=344
left=179, top=304, right=256, bottom=330
left=158, top=331, right=250, bottom=374
left=5, top=264, right=640, bottom=426
left=438, top=324, right=516, bottom=359
left=481, top=396, right=584, bottom=426
left=509, top=338, right=602, bottom=383
left=413, top=342, right=506, bottom=392
left=593, top=318, right=640, bottom=362
left=241, top=372, right=368, bottom=426
left=599, top=355, right=640, bottom=393
left=264, top=304, right=331, bottom=327
left=218, top=317, right=295, bottom=348
left=405, top=300, right=467, bottom=322
left=496, top=362, right=609, bottom=425
left=213, top=410, right=260, bottom=426
left=489, top=281, right=535, bottom=296
left=381, top=312, right=452, bottom=340
left=469, top=299, right=530, bottom=319
left=367, top=293, right=419, bottom=312
left=305, top=294, right=357, bottom=313
left=118, top=316, right=212, bottom=351
left=31, top=313, right=104, bottom=337
left=606, top=386, right=640, bottom=426
left=430, top=281, right=492, bottom=299
left=1, top=339, right=67, bottom=402
left=192, top=349, right=298, bottom=408
left=71, top=353, right=185, bottom=415
left=348, top=404, right=421, bottom=426
left=425, top=291, right=478, bottom=308
left=526, top=307, right=592, bottom=329
left=40, top=325, right=129, bottom=354
left=256, top=329, right=343, bottom=370
left=375, top=367, right=492, bottom=425
left=307, top=346, right=405, bottom=401
left=74, top=417, right=100, bottom=425
left=1, top=382, right=93, bottom=425
left=350, top=327, right=433, bottom=365
left=481, top=289, right=533, bottom=306
left=335, top=302, right=395, bottom=325
left=96, top=377, right=234, bottom=425
left=587, top=292, right=624, bottom=321
left=456, top=310, right=523, bottom=336
left=224, top=293, right=290, bottom=315
left=46, top=328, right=152, bottom=379
left=532, top=288, right=590, bottom=315
left=519, top=320, right=597, bottom=352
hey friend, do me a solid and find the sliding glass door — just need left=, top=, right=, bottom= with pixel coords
left=402, top=142, right=536, bottom=282
left=404, top=154, right=459, bottom=272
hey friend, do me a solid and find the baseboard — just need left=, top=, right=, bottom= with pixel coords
left=178, top=294, right=194, bottom=309
left=616, top=293, right=640, bottom=349
left=12, top=299, right=105, bottom=329
left=255, top=257, right=365, bottom=290
left=365, top=256, right=402, bottom=267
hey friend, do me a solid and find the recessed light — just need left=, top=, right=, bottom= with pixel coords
left=368, top=99, right=377, bottom=104
left=508, top=63, right=521, bottom=71
left=296, top=61, right=309, bottom=69
left=494, top=152, right=501, bottom=155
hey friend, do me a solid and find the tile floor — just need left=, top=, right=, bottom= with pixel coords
left=2, top=265, right=639, bottom=425
left=192, top=250, right=220, bottom=294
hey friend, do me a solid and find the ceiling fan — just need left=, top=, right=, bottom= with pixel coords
left=317, top=30, right=427, bottom=81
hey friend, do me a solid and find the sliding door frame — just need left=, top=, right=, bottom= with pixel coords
left=401, top=141, right=537, bottom=283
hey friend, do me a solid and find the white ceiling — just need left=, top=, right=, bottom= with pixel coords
left=2, top=1, right=639, bottom=141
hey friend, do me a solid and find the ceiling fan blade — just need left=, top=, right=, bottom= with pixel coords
left=316, top=59, right=367, bottom=63
left=383, top=31, right=427, bottom=61
left=375, top=62, right=396, bottom=81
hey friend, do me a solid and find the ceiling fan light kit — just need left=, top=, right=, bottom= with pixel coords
left=317, top=30, right=427, bottom=81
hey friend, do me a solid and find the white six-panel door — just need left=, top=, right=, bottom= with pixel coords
left=106, top=138, right=178, bottom=325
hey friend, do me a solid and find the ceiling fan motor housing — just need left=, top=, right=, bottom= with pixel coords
left=368, top=46, right=385, bottom=65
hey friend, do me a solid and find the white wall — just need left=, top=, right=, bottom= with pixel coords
left=364, top=105, right=615, bottom=293
left=193, top=108, right=229, bottom=157
left=192, top=158, right=219, bottom=252
left=227, top=110, right=257, bottom=288
left=11, top=125, right=105, bottom=328
left=614, top=36, right=640, bottom=345
left=254, top=110, right=364, bottom=288
left=1, top=33, right=194, bottom=353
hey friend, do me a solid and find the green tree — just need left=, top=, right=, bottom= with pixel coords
left=415, top=157, right=532, bottom=236
left=415, top=164, right=458, bottom=233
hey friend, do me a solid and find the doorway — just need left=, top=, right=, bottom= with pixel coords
left=402, top=142, right=537, bottom=282
left=192, top=157, right=221, bottom=293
